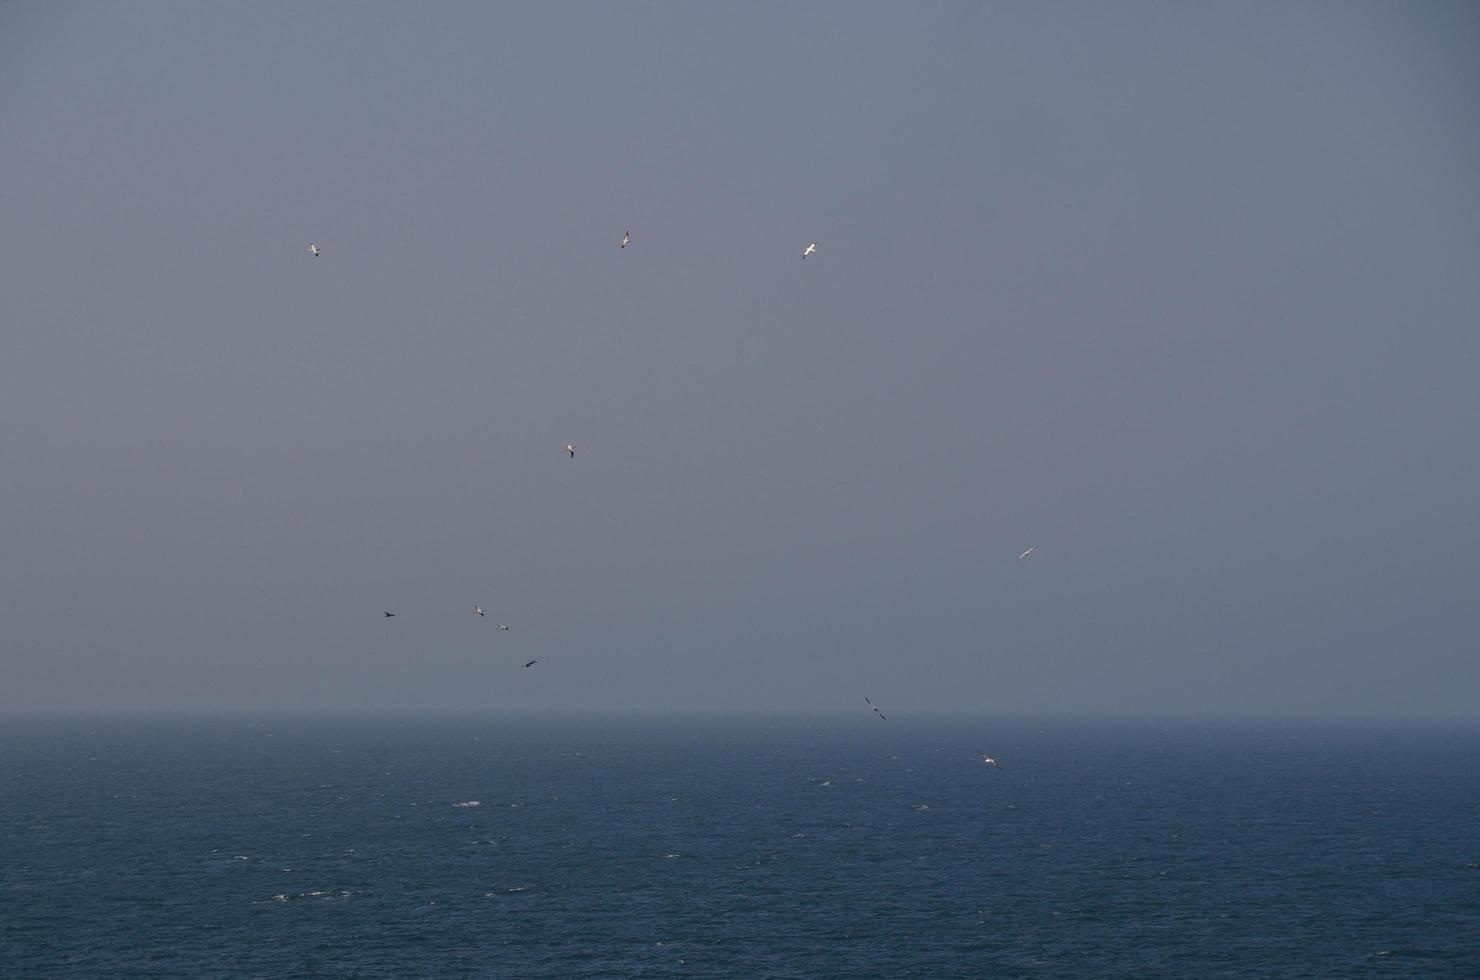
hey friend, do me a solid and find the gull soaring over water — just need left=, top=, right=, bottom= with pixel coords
left=865, top=697, right=887, bottom=721
left=566, top=444, right=576, bottom=458
left=1017, top=547, right=1035, bottom=561
left=498, top=624, right=512, bottom=631
left=979, top=752, right=1002, bottom=769
left=621, top=230, right=630, bottom=249
left=802, top=242, right=817, bottom=260
left=309, top=243, right=319, bottom=257
left=474, top=606, right=485, bottom=618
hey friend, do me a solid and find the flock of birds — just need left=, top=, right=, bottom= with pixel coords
left=313, top=232, right=1029, bottom=770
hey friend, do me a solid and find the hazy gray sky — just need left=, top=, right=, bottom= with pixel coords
left=2, top=2, right=1477, bottom=715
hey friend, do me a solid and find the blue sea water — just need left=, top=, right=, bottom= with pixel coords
left=2, top=713, right=1477, bottom=978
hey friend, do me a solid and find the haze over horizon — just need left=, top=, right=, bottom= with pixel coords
left=2, top=2, right=1477, bottom=717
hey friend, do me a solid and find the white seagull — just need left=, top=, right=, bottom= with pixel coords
left=865, top=697, right=887, bottom=721
left=621, top=230, right=630, bottom=249
left=979, top=751, right=1002, bottom=769
left=309, top=243, right=319, bottom=257
left=498, top=624, right=512, bottom=631
left=474, top=606, right=485, bottom=618
left=1017, top=547, right=1035, bottom=561
left=566, top=444, right=576, bottom=458
left=802, top=242, right=817, bottom=260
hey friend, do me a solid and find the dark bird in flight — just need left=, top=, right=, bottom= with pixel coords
left=383, top=611, right=396, bottom=618
left=865, top=697, right=887, bottom=721
left=524, top=659, right=538, bottom=668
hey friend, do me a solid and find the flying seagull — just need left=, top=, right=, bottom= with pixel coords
left=474, top=606, right=485, bottom=618
left=621, top=230, right=630, bottom=249
left=802, top=242, right=817, bottom=260
left=1017, top=547, right=1035, bottom=561
left=498, top=624, right=512, bottom=631
left=865, top=697, right=887, bottom=721
left=383, top=611, right=396, bottom=618
left=566, top=444, right=576, bottom=458
left=979, top=751, right=1002, bottom=769
left=524, top=659, right=538, bottom=668
left=309, top=243, right=319, bottom=257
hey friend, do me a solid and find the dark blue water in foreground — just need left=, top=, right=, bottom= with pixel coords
left=2, top=714, right=1477, bottom=978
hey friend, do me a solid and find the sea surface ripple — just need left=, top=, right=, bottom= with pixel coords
left=2, top=713, right=1477, bottom=978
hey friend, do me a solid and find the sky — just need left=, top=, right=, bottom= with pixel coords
left=1, top=2, right=1477, bottom=716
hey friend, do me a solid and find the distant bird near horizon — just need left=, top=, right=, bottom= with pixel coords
left=1017, top=547, right=1035, bottom=561
left=524, top=659, right=538, bottom=668
left=865, top=697, right=887, bottom=721
left=621, top=230, right=630, bottom=249
left=979, top=752, right=1002, bottom=769
left=474, top=606, right=485, bottom=618
left=498, top=624, right=511, bottom=631
left=566, top=444, right=576, bottom=458
left=383, top=611, right=395, bottom=618
left=308, top=243, right=319, bottom=257
left=802, top=242, right=817, bottom=259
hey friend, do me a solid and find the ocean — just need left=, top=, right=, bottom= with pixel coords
left=2, top=713, right=1477, bottom=978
